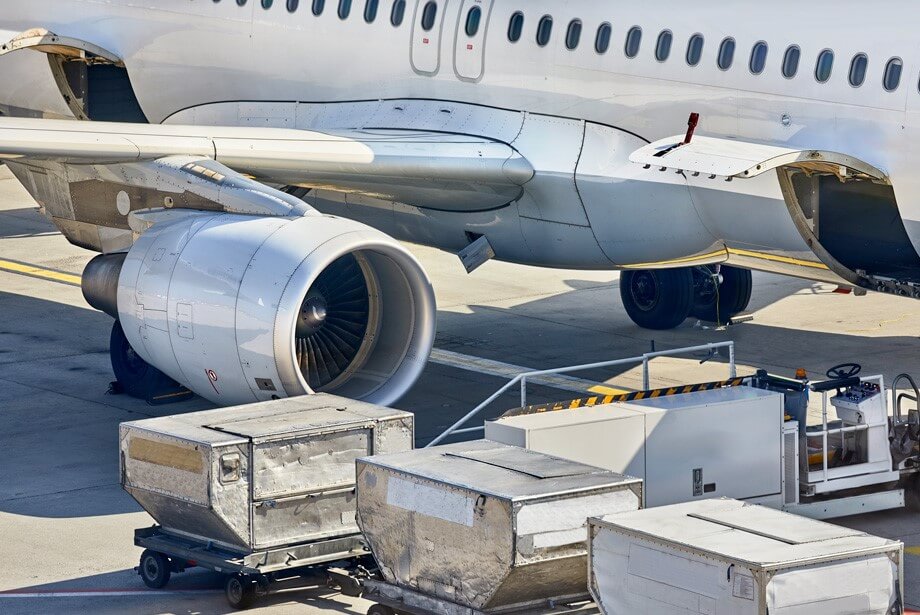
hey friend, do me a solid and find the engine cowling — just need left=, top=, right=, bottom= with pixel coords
left=111, top=212, right=436, bottom=406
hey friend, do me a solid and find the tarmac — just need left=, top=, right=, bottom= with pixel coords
left=0, top=165, right=917, bottom=614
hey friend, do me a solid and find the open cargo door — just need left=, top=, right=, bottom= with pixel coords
left=0, top=28, right=147, bottom=123
left=631, top=135, right=920, bottom=296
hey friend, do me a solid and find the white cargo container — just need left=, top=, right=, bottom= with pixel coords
left=487, top=387, right=785, bottom=508
left=589, top=499, right=904, bottom=615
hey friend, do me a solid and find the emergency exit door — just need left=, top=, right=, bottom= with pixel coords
left=454, top=0, right=493, bottom=81
left=411, top=0, right=447, bottom=75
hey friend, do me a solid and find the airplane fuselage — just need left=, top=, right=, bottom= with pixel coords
left=2, top=0, right=920, bottom=288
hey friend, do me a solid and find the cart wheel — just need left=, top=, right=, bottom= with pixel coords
left=139, top=550, right=171, bottom=589
left=225, top=574, right=255, bottom=610
left=367, top=605, right=395, bottom=615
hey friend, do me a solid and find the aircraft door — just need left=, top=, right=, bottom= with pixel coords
left=454, top=0, right=492, bottom=81
left=411, top=0, right=447, bottom=75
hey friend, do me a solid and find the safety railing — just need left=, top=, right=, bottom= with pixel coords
left=426, top=341, right=736, bottom=448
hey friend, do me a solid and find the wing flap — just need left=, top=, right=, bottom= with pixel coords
left=630, top=135, right=888, bottom=181
left=0, top=118, right=533, bottom=210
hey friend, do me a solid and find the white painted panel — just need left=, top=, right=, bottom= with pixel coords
left=767, top=556, right=896, bottom=615
left=454, top=0, right=492, bottom=81
left=410, top=0, right=447, bottom=75
left=386, top=476, right=475, bottom=526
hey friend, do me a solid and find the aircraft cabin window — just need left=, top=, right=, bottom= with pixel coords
left=849, top=53, right=868, bottom=87
left=625, top=26, right=642, bottom=59
left=465, top=6, right=481, bottom=37
left=312, top=0, right=324, bottom=15
left=508, top=12, right=524, bottom=43
left=749, top=41, right=768, bottom=75
left=237, top=0, right=247, bottom=5
left=884, top=57, right=903, bottom=91
left=815, top=49, right=834, bottom=83
left=262, top=0, right=273, bottom=8
left=390, top=0, right=405, bottom=26
left=287, top=0, right=299, bottom=12
left=595, top=22, right=612, bottom=54
left=782, top=45, right=800, bottom=78
left=364, top=0, right=378, bottom=22
left=655, top=30, right=673, bottom=62
left=566, top=20, right=582, bottom=51
left=717, top=37, right=735, bottom=70
left=420, top=1, right=437, bottom=31
left=686, top=34, right=704, bottom=66
left=536, top=16, right=553, bottom=47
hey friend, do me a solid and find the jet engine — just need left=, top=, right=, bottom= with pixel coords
left=84, top=212, right=436, bottom=406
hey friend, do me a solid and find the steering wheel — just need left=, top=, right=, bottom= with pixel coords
left=826, top=363, right=861, bottom=379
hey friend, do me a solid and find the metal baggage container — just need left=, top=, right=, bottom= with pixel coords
left=589, top=499, right=904, bottom=615
left=121, top=394, right=413, bottom=552
left=356, top=440, right=643, bottom=614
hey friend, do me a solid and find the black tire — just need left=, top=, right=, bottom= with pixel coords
left=139, top=550, right=171, bottom=589
left=368, top=606, right=395, bottom=615
left=110, top=320, right=165, bottom=399
left=906, top=473, right=920, bottom=512
left=225, top=574, right=255, bottom=610
left=620, top=268, right=694, bottom=330
left=691, top=266, right=753, bottom=323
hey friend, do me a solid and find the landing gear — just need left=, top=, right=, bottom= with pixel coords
left=691, top=265, right=752, bottom=324
left=620, top=269, right=694, bottom=330
left=620, top=266, right=752, bottom=330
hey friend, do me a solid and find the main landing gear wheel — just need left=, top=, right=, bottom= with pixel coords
left=691, top=265, right=753, bottom=324
left=138, top=549, right=171, bottom=589
left=110, top=320, right=165, bottom=399
left=367, top=606, right=396, bottom=615
left=620, top=268, right=694, bottom=330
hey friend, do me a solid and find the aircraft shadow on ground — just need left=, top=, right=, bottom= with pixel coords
left=0, top=272, right=918, bottom=519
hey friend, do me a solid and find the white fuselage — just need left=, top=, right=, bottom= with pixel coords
left=1, top=0, right=918, bottom=283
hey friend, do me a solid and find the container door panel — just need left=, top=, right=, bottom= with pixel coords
left=411, top=0, right=447, bottom=74
left=454, top=0, right=492, bottom=81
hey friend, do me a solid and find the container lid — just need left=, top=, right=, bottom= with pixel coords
left=621, top=385, right=780, bottom=412
left=592, top=499, right=900, bottom=571
left=360, top=440, right=642, bottom=502
left=122, top=393, right=412, bottom=444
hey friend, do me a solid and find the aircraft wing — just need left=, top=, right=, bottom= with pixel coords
left=629, top=135, right=888, bottom=181
left=0, top=117, right=534, bottom=211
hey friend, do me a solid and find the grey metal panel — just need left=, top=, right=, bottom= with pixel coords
left=357, top=440, right=642, bottom=612
left=121, top=394, right=413, bottom=552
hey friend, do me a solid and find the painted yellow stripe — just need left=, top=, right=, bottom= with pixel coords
left=727, top=248, right=829, bottom=270
left=0, top=258, right=82, bottom=286
left=907, top=546, right=920, bottom=557
left=587, top=384, right=631, bottom=395
left=623, top=249, right=727, bottom=269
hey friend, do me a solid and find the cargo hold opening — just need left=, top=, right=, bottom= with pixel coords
left=781, top=167, right=920, bottom=284
left=0, top=28, right=148, bottom=123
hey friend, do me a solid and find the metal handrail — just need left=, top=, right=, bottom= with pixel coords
left=426, top=341, right=736, bottom=448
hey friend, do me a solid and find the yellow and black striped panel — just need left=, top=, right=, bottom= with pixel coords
left=501, top=377, right=749, bottom=418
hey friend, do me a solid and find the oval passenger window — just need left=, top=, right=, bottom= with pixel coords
left=686, top=34, right=704, bottom=66
left=655, top=30, right=673, bottom=62
left=749, top=41, right=768, bottom=74
left=815, top=49, right=834, bottom=83
left=595, top=23, right=612, bottom=54
left=420, top=1, right=437, bottom=31
left=536, top=16, right=553, bottom=47
left=849, top=53, right=868, bottom=87
left=508, top=12, right=524, bottom=42
left=884, top=57, right=903, bottom=91
left=782, top=46, right=801, bottom=78
left=717, top=37, right=735, bottom=70
left=566, top=20, right=582, bottom=50
left=624, top=26, right=642, bottom=59
left=465, top=6, right=481, bottom=37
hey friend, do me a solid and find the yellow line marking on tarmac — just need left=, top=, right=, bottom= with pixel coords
left=0, top=258, right=82, bottom=286
left=0, top=258, right=632, bottom=399
left=907, top=546, right=920, bottom=557
left=588, top=384, right=631, bottom=395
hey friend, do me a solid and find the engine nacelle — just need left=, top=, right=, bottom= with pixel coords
left=112, top=212, right=436, bottom=406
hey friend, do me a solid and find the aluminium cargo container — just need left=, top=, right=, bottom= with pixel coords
left=121, top=394, right=413, bottom=553
left=357, top=440, right=643, bottom=614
